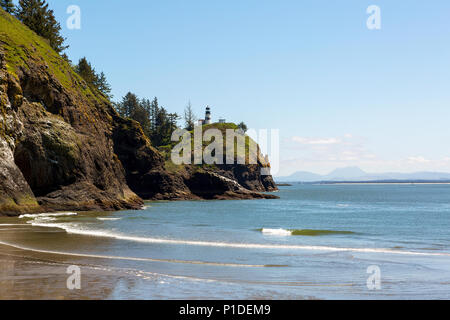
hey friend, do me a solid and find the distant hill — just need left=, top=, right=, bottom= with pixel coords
left=276, top=167, right=450, bottom=182
left=326, top=167, right=367, bottom=180
left=277, top=171, right=323, bottom=182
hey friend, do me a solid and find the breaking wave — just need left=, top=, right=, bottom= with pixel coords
left=21, top=220, right=450, bottom=257
left=19, top=212, right=78, bottom=219
left=0, top=240, right=279, bottom=268
left=259, top=228, right=356, bottom=237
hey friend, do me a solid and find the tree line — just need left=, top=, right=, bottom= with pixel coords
left=115, top=93, right=180, bottom=147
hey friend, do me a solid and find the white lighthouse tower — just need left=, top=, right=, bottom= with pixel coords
left=205, top=106, right=212, bottom=124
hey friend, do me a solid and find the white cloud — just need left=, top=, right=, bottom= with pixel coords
left=277, top=134, right=450, bottom=176
left=407, top=156, right=431, bottom=164
left=291, top=136, right=341, bottom=145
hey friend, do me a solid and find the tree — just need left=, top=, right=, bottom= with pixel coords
left=75, top=57, right=97, bottom=85
left=183, top=101, right=197, bottom=131
left=117, top=92, right=140, bottom=119
left=0, top=0, right=15, bottom=14
left=237, top=122, right=248, bottom=133
left=75, top=58, right=112, bottom=99
left=94, top=71, right=112, bottom=99
left=17, top=0, right=68, bottom=53
left=115, top=93, right=180, bottom=148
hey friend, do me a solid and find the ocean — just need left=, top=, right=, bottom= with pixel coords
left=1, top=184, right=449, bottom=299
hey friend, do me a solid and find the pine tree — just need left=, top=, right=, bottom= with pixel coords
left=95, top=72, right=112, bottom=99
left=75, top=58, right=112, bottom=99
left=117, top=92, right=139, bottom=119
left=184, top=101, right=196, bottom=131
left=116, top=93, right=179, bottom=147
left=75, top=57, right=97, bottom=86
left=17, top=0, right=68, bottom=53
left=0, top=0, right=15, bottom=14
left=237, top=122, right=248, bottom=133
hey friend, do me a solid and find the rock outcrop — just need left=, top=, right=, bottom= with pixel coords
left=0, top=9, right=277, bottom=216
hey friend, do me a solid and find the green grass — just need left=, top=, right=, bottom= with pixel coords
left=0, top=8, right=107, bottom=104
left=161, top=122, right=270, bottom=171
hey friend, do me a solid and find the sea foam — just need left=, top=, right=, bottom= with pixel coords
left=261, top=228, right=292, bottom=236
left=19, top=212, right=78, bottom=219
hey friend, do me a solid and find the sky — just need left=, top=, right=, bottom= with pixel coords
left=22, top=0, right=450, bottom=176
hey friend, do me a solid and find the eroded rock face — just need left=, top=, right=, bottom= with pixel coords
left=205, top=164, right=278, bottom=193
left=0, top=45, right=145, bottom=214
left=0, top=53, right=40, bottom=215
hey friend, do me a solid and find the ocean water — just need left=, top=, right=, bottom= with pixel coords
left=1, top=184, right=450, bottom=299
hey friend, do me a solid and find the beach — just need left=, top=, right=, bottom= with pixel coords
left=0, top=242, right=130, bottom=300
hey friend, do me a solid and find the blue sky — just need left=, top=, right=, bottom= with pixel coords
left=28, top=0, right=450, bottom=175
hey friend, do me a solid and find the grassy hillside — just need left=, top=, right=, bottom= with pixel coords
left=0, top=8, right=105, bottom=103
left=161, top=122, right=270, bottom=172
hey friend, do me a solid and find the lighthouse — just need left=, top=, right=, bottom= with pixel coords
left=205, top=106, right=212, bottom=124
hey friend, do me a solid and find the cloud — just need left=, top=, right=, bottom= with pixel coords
left=291, top=136, right=341, bottom=145
left=407, top=156, right=431, bottom=164
left=278, top=135, right=450, bottom=176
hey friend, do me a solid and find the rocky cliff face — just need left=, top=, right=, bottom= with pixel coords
left=0, top=47, right=143, bottom=214
left=0, top=9, right=277, bottom=216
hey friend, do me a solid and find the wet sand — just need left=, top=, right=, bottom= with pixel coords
left=0, top=243, right=127, bottom=300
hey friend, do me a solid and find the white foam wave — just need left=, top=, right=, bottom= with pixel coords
left=261, top=228, right=292, bottom=236
left=25, top=221, right=450, bottom=257
left=0, top=240, right=265, bottom=268
left=19, top=212, right=78, bottom=219
left=97, top=218, right=122, bottom=221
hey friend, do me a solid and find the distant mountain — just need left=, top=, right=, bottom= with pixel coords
left=326, top=167, right=367, bottom=180
left=278, top=171, right=323, bottom=182
left=276, top=167, right=450, bottom=182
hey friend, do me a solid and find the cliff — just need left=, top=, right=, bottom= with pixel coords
left=0, top=9, right=277, bottom=216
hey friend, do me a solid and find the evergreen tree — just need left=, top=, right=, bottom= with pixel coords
left=184, top=101, right=196, bottom=131
left=117, top=92, right=139, bottom=119
left=17, top=0, right=68, bottom=53
left=237, top=122, right=248, bottom=133
left=115, top=93, right=179, bottom=147
left=75, top=58, right=112, bottom=99
left=0, top=0, right=15, bottom=14
left=75, top=57, right=97, bottom=85
left=94, top=71, right=112, bottom=99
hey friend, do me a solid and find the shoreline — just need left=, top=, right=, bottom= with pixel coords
left=0, top=242, right=131, bottom=300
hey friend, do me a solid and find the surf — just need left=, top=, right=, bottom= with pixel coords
left=0, top=239, right=280, bottom=268
left=259, top=228, right=356, bottom=236
left=21, top=220, right=450, bottom=257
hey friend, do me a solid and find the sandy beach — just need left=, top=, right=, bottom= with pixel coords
left=0, top=242, right=128, bottom=300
